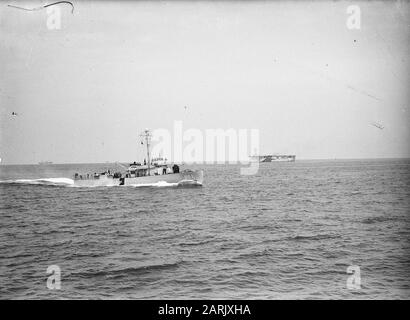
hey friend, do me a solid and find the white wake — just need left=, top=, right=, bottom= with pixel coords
left=0, top=177, right=74, bottom=186
left=128, top=181, right=179, bottom=187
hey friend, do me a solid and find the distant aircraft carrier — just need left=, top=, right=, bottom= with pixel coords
left=38, top=161, right=53, bottom=165
left=250, top=155, right=296, bottom=162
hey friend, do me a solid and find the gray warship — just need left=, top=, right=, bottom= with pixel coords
left=73, top=129, right=203, bottom=187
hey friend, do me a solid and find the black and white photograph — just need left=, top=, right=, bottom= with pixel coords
left=0, top=0, right=409, bottom=306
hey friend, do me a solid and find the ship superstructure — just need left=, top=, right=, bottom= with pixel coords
left=250, top=154, right=296, bottom=162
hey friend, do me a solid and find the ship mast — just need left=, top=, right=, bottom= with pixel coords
left=140, top=129, right=152, bottom=175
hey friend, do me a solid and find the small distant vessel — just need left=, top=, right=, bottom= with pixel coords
left=250, top=154, right=296, bottom=163
left=73, top=129, right=203, bottom=187
left=38, top=161, right=53, bottom=165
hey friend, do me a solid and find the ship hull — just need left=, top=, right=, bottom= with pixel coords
left=250, top=155, right=295, bottom=163
left=73, top=170, right=203, bottom=187
left=73, top=175, right=120, bottom=187
left=123, top=170, right=203, bottom=186
left=38, top=161, right=53, bottom=165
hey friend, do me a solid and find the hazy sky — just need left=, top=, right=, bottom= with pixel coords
left=1, top=0, right=409, bottom=164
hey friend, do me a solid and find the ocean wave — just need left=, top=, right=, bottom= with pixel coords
left=0, top=177, right=74, bottom=186
left=71, top=261, right=183, bottom=280
left=236, top=248, right=275, bottom=259
left=178, top=238, right=216, bottom=247
left=362, top=216, right=391, bottom=224
left=289, top=234, right=341, bottom=241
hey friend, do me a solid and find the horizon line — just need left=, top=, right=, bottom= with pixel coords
left=1, top=156, right=410, bottom=166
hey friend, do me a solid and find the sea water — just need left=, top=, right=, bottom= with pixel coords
left=0, top=159, right=409, bottom=299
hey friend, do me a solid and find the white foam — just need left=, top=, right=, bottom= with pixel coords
left=128, top=180, right=179, bottom=187
left=127, top=180, right=202, bottom=187
left=0, top=177, right=74, bottom=185
left=178, top=179, right=202, bottom=186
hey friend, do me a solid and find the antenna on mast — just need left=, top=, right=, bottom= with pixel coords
left=140, top=129, right=152, bottom=175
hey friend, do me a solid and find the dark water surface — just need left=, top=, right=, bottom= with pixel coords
left=1, top=159, right=409, bottom=299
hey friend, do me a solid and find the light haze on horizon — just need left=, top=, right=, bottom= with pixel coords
left=0, top=0, right=409, bottom=164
